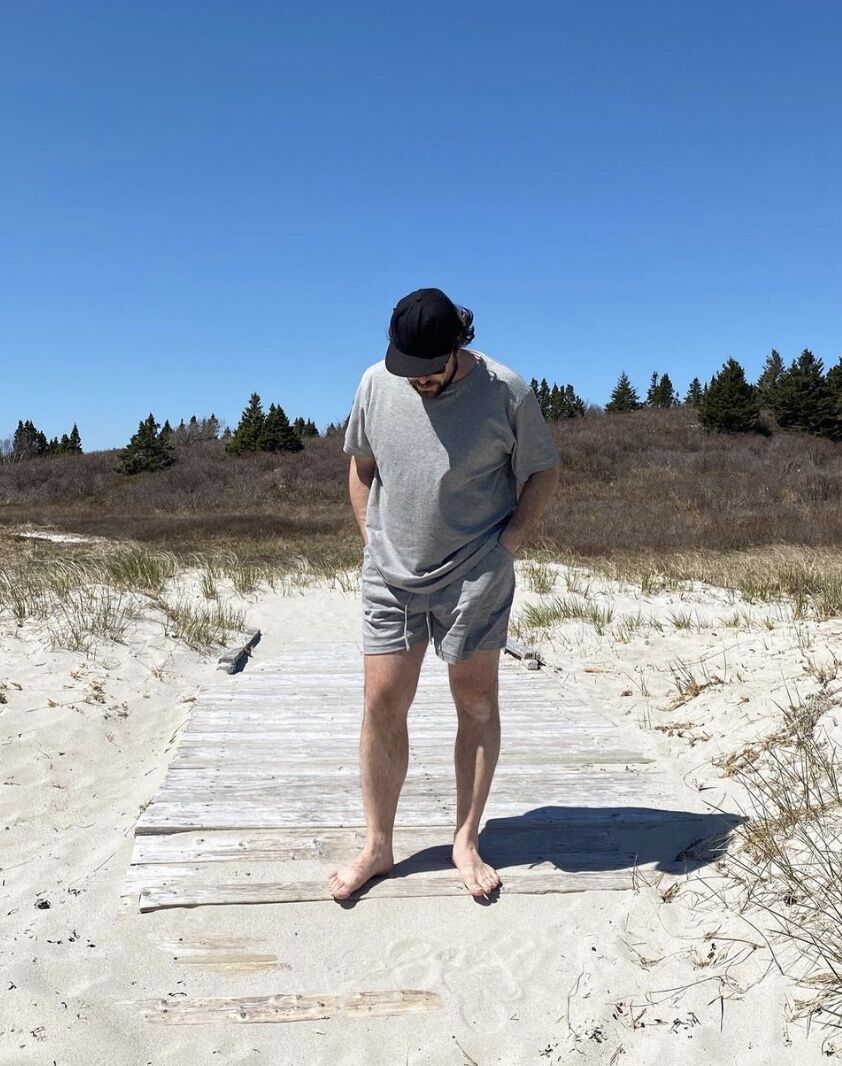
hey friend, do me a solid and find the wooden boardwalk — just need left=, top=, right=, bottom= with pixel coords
left=123, top=641, right=724, bottom=912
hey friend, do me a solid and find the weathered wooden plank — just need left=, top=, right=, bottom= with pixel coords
left=132, top=988, right=443, bottom=1023
left=129, top=824, right=618, bottom=864
left=126, top=849, right=644, bottom=898
left=153, top=769, right=648, bottom=796
left=170, top=752, right=654, bottom=770
left=136, top=869, right=658, bottom=911
left=136, top=793, right=654, bottom=833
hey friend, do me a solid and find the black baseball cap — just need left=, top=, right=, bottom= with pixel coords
left=385, top=287, right=463, bottom=377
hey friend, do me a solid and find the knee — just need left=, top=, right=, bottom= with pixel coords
left=454, top=695, right=498, bottom=724
left=364, top=691, right=411, bottom=722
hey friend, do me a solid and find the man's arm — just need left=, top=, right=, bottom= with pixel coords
left=499, top=463, right=560, bottom=554
left=348, top=455, right=376, bottom=546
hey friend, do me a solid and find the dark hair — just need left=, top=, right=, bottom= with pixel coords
left=454, top=304, right=475, bottom=348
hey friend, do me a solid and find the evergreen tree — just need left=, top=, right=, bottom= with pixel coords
left=12, top=420, right=44, bottom=460
left=537, top=378, right=550, bottom=419
left=605, top=372, right=641, bottom=412
left=116, top=413, right=176, bottom=474
left=221, top=426, right=233, bottom=440
left=826, top=357, right=842, bottom=413
left=684, top=378, right=703, bottom=406
left=226, top=393, right=266, bottom=455
left=292, top=416, right=306, bottom=439
left=756, top=350, right=785, bottom=413
left=160, top=419, right=173, bottom=442
left=260, top=403, right=303, bottom=453
left=647, top=372, right=679, bottom=408
left=547, top=384, right=561, bottom=421
left=698, top=358, right=761, bottom=434
left=303, top=418, right=319, bottom=437
left=775, top=349, right=841, bottom=440
left=561, top=384, right=585, bottom=418
left=67, top=423, right=82, bottom=453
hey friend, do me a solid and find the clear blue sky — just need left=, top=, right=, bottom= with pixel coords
left=2, top=1, right=840, bottom=450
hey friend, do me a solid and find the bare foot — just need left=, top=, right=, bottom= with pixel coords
left=327, top=845, right=393, bottom=900
left=452, top=839, right=501, bottom=898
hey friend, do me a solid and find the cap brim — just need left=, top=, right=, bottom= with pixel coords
left=385, top=340, right=451, bottom=377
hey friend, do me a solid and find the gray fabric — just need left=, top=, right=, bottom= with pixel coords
left=361, top=539, right=516, bottom=663
left=344, top=349, right=560, bottom=593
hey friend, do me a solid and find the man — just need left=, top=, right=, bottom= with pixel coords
left=328, top=287, right=560, bottom=900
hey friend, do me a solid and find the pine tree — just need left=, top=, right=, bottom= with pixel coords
left=11, top=420, right=45, bottom=461
left=775, top=349, right=841, bottom=440
left=226, top=393, right=266, bottom=455
left=561, top=384, right=585, bottom=418
left=647, top=372, right=678, bottom=408
left=116, top=413, right=176, bottom=474
left=605, top=372, right=641, bottom=412
left=547, top=384, right=561, bottom=421
left=303, top=419, right=319, bottom=437
left=684, top=378, right=703, bottom=406
left=537, top=378, right=550, bottom=419
left=260, top=403, right=303, bottom=453
left=756, top=350, right=785, bottom=413
left=827, top=357, right=842, bottom=413
left=67, top=423, right=82, bottom=453
left=698, top=358, right=761, bottom=434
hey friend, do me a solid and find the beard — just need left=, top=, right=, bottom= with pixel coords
left=408, top=355, right=458, bottom=398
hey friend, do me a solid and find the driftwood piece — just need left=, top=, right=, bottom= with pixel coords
left=504, top=639, right=540, bottom=669
left=217, top=628, right=262, bottom=674
left=131, top=988, right=443, bottom=1024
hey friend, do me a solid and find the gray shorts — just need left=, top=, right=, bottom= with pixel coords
left=361, top=541, right=516, bottom=663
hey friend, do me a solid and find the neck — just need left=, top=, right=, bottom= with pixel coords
left=452, top=348, right=477, bottom=383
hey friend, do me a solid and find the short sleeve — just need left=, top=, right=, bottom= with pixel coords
left=342, top=377, right=374, bottom=458
left=510, top=390, right=560, bottom=483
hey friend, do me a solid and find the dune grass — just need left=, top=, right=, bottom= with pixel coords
left=705, top=684, right=842, bottom=1028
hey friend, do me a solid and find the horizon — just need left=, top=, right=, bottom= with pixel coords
left=4, top=345, right=830, bottom=452
left=3, top=1, right=840, bottom=450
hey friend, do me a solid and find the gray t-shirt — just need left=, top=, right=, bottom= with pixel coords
left=343, top=349, right=560, bottom=593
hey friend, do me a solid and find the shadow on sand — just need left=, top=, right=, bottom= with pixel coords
left=340, top=805, right=746, bottom=906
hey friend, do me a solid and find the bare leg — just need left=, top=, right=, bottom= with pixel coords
left=327, top=638, right=427, bottom=900
left=449, top=648, right=503, bottom=897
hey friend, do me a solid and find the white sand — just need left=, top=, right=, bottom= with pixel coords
left=2, top=548, right=841, bottom=1064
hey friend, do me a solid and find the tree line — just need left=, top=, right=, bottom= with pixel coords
left=7, top=420, right=83, bottom=460
left=116, top=395, right=320, bottom=473
left=5, top=346, right=841, bottom=472
left=600, top=350, right=842, bottom=440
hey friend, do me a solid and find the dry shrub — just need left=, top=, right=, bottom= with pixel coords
left=3, top=408, right=842, bottom=567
